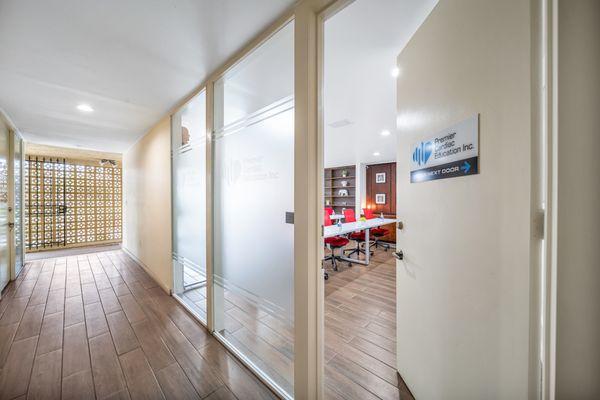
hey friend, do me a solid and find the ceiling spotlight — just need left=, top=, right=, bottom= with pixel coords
left=390, top=67, right=400, bottom=78
left=380, top=129, right=391, bottom=137
left=373, top=152, right=380, bottom=156
left=76, top=103, right=94, bottom=112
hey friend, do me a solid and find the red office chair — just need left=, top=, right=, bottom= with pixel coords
left=363, top=208, right=391, bottom=251
left=323, top=210, right=350, bottom=279
left=324, top=207, right=334, bottom=216
left=342, top=209, right=372, bottom=259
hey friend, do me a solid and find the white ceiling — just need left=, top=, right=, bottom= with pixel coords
left=0, top=0, right=293, bottom=153
left=324, top=0, right=438, bottom=168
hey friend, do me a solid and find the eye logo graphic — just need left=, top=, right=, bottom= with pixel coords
left=412, top=141, right=433, bottom=166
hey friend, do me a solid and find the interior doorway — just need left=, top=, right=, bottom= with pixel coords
left=319, top=0, right=437, bottom=398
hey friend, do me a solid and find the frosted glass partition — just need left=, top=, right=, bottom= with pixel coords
left=171, top=90, right=207, bottom=323
left=14, top=135, right=23, bottom=276
left=213, top=21, right=294, bottom=397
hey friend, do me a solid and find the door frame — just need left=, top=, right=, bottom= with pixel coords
left=8, top=129, right=24, bottom=279
left=0, top=109, right=22, bottom=286
left=314, top=0, right=551, bottom=399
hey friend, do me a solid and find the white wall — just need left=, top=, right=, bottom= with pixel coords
left=123, top=116, right=172, bottom=292
left=555, top=0, right=600, bottom=397
left=395, top=0, right=533, bottom=398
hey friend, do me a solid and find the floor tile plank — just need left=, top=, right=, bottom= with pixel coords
left=198, top=341, right=276, bottom=400
left=119, top=348, right=165, bottom=400
left=62, top=322, right=91, bottom=377
left=99, top=287, right=122, bottom=315
left=0, top=336, right=37, bottom=400
left=0, top=297, right=29, bottom=326
left=85, top=302, right=109, bottom=338
left=130, top=320, right=175, bottom=372
left=204, top=387, right=238, bottom=400
left=62, top=370, right=96, bottom=400
left=89, top=332, right=129, bottom=399
left=36, top=312, right=63, bottom=355
left=155, top=363, right=200, bottom=400
left=0, top=323, right=18, bottom=368
left=28, top=349, right=62, bottom=400
left=44, top=288, right=65, bottom=316
left=14, top=304, right=45, bottom=341
left=106, top=311, right=139, bottom=355
left=64, top=295, right=85, bottom=327
left=118, top=294, right=146, bottom=324
left=81, top=282, right=100, bottom=305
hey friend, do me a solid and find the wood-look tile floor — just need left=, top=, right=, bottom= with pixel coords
left=178, top=244, right=412, bottom=400
left=0, top=250, right=278, bottom=400
left=323, top=245, right=413, bottom=400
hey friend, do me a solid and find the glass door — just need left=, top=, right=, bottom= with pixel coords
left=171, top=90, right=208, bottom=324
left=0, top=122, right=9, bottom=291
left=212, top=21, right=295, bottom=398
left=12, top=133, right=24, bottom=277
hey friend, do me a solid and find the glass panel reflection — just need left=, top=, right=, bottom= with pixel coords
left=213, top=21, right=294, bottom=397
left=172, top=90, right=207, bottom=323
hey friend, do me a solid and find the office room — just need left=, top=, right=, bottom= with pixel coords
left=319, top=0, right=437, bottom=397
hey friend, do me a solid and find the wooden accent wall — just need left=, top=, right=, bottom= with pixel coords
left=366, top=162, right=396, bottom=242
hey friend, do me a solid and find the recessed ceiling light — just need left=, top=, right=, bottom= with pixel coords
left=380, top=129, right=391, bottom=137
left=76, top=103, right=94, bottom=112
left=390, top=67, right=400, bottom=78
left=373, top=152, right=380, bottom=156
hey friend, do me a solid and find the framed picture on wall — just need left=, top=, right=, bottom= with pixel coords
left=375, top=172, right=386, bottom=183
left=375, top=193, right=386, bottom=204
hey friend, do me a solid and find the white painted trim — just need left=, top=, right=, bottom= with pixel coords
left=546, top=0, right=559, bottom=397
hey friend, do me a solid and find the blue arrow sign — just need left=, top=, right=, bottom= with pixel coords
left=461, top=161, right=471, bottom=174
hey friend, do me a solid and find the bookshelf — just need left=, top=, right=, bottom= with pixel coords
left=324, top=165, right=356, bottom=214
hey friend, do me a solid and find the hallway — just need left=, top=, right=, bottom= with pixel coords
left=0, top=250, right=277, bottom=400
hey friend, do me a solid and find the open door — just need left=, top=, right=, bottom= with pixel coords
left=395, top=1, right=536, bottom=398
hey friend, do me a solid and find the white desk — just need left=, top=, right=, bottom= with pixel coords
left=324, top=218, right=396, bottom=265
left=330, top=214, right=344, bottom=221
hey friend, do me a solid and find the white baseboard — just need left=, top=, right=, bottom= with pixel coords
left=121, top=247, right=172, bottom=295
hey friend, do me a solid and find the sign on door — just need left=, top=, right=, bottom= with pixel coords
left=410, top=114, right=479, bottom=183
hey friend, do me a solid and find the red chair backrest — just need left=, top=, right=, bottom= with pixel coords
left=324, top=210, right=333, bottom=226
left=363, top=208, right=376, bottom=219
left=343, top=208, right=357, bottom=223
left=324, top=207, right=334, bottom=216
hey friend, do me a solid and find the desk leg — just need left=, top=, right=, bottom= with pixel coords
left=365, top=228, right=370, bottom=265
left=337, top=228, right=371, bottom=266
